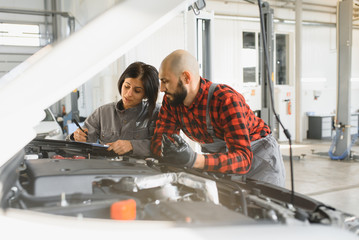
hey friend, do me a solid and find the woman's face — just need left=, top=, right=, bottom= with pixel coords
left=121, top=77, right=145, bottom=109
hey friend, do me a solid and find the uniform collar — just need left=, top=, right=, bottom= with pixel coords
left=116, top=99, right=144, bottom=113
left=186, top=77, right=209, bottom=110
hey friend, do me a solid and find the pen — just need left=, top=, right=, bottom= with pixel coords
left=73, top=119, right=87, bottom=134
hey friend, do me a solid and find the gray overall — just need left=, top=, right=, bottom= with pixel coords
left=201, top=83, right=286, bottom=187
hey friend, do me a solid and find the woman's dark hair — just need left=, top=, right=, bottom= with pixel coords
left=118, top=61, right=159, bottom=117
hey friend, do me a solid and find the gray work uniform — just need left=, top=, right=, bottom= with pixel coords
left=68, top=100, right=160, bottom=158
left=201, top=83, right=286, bottom=187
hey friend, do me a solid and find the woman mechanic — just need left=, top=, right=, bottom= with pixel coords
left=68, top=61, right=160, bottom=158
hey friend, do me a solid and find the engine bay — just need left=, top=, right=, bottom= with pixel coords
left=3, top=139, right=359, bottom=233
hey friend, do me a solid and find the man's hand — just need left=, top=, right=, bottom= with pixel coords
left=161, top=134, right=197, bottom=168
left=107, top=140, right=133, bottom=155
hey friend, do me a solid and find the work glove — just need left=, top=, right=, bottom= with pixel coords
left=161, top=134, right=197, bottom=168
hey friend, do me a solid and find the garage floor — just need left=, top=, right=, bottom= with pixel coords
left=280, top=139, right=359, bottom=217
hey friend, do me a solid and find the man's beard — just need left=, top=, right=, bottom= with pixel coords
left=166, top=79, right=187, bottom=107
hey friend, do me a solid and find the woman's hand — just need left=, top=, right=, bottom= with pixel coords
left=107, top=140, right=133, bottom=155
left=73, top=128, right=88, bottom=142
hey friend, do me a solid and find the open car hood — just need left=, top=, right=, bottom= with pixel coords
left=0, top=0, right=194, bottom=166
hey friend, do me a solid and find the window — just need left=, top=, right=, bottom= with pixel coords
left=275, top=34, right=289, bottom=85
left=243, top=67, right=256, bottom=83
left=243, top=32, right=255, bottom=49
left=0, top=23, right=40, bottom=46
left=242, top=31, right=257, bottom=83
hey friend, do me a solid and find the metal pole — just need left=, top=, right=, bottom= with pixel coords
left=335, top=0, right=353, bottom=158
left=51, top=0, right=58, bottom=42
left=295, top=0, right=302, bottom=143
left=260, top=2, right=275, bottom=131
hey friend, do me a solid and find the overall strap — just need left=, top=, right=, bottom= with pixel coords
left=201, top=82, right=227, bottom=153
left=206, top=83, right=218, bottom=136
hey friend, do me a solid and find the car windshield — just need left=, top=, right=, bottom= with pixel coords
left=42, top=109, right=54, bottom=121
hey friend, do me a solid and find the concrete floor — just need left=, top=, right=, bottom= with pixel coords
left=280, top=139, right=359, bottom=217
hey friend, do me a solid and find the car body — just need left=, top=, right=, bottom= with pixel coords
left=0, top=0, right=358, bottom=239
left=33, top=109, right=64, bottom=140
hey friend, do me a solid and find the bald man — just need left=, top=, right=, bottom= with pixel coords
left=151, top=49, right=285, bottom=187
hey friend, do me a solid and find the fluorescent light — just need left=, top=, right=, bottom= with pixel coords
left=0, top=23, right=40, bottom=46
left=301, top=77, right=359, bottom=82
left=215, top=15, right=260, bottom=22
left=301, top=77, right=327, bottom=82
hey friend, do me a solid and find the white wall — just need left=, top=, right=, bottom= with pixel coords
left=212, top=17, right=246, bottom=87
left=300, top=25, right=337, bottom=137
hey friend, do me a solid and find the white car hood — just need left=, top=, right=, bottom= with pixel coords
left=0, top=0, right=195, bottom=166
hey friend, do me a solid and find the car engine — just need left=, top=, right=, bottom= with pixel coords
left=2, top=139, right=359, bottom=235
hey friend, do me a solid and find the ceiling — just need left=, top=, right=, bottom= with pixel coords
left=209, top=0, right=359, bottom=23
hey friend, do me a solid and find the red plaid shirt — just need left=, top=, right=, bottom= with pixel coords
left=151, top=78, right=271, bottom=174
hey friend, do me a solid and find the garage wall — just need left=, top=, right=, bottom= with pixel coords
left=204, top=0, right=359, bottom=140
left=301, top=25, right=337, bottom=114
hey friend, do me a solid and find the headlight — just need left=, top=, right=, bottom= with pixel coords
left=48, top=128, right=61, bottom=137
left=343, top=215, right=359, bottom=235
left=319, top=206, right=359, bottom=236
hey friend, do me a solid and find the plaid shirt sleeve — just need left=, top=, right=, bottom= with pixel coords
left=203, top=85, right=270, bottom=174
left=150, top=96, right=180, bottom=156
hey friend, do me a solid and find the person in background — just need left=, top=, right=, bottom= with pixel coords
left=151, top=49, right=285, bottom=187
left=68, top=61, right=160, bottom=158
